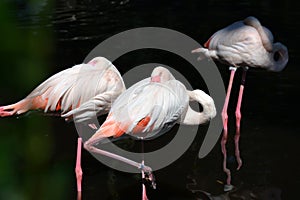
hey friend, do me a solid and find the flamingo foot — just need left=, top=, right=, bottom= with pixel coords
left=141, top=166, right=156, bottom=189
left=224, top=184, right=234, bottom=192
left=0, top=106, right=14, bottom=117
left=142, top=175, right=149, bottom=200
left=141, top=170, right=156, bottom=200
left=140, top=162, right=156, bottom=200
left=140, top=174, right=155, bottom=200
left=0, top=100, right=29, bottom=117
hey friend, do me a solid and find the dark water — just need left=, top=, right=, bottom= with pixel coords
left=0, top=0, right=299, bottom=199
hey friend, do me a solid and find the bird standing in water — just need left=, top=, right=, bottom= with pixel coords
left=192, top=16, right=288, bottom=191
left=0, top=57, right=126, bottom=194
left=83, top=66, right=216, bottom=200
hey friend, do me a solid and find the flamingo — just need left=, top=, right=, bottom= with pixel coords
left=192, top=16, right=289, bottom=191
left=83, top=66, right=217, bottom=200
left=0, top=57, right=126, bottom=194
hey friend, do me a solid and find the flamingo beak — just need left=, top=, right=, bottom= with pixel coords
left=151, top=75, right=161, bottom=83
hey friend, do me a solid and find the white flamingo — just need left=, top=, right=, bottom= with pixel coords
left=0, top=57, right=126, bottom=194
left=192, top=16, right=288, bottom=191
left=83, top=66, right=217, bottom=200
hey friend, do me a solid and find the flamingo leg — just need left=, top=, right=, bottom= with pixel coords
left=75, top=138, right=83, bottom=192
left=142, top=160, right=149, bottom=200
left=84, top=140, right=156, bottom=188
left=140, top=138, right=150, bottom=200
left=221, top=67, right=236, bottom=191
left=235, top=67, right=248, bottom=170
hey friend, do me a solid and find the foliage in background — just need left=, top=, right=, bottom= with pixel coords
left=0, top=1, right=71, bottom=199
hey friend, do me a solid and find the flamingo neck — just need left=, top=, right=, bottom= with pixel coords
left=181, top=90, right=216, bottom=125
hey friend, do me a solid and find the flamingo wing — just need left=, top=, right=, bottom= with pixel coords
left=27, top=57, right=125, bottom=122
left=206, top=21, right=275, bottom=67
left=107, top=78, right=189, bottom=139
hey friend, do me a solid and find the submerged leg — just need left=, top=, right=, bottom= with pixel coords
left=141, top=160, right=149, bottom=200
left=234, top=67, right=248, bottom=170
left=140, top=138, right=148, bottom=200
left=221, top=67, right=237, bottom=191
left=75, top=138, right=83, bottom=192
left=139, top=137, right=156, bottom=200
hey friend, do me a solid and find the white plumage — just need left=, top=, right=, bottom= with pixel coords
left=84, top=66, right=216, bottom=160
left=0, top=57, right=125, bottom=122
left=192, top=16, right=288, bottom=71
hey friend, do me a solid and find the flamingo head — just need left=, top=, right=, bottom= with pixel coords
left=88, top=57, right=111, bottom=67
left=268, top=42, right=289, bottom=72
left=151, top=67, right=175, bottom=83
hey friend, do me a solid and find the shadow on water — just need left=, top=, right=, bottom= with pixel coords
left=0, top=0, right=299, bottom=199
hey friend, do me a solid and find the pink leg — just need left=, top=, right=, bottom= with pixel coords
left=77, top=191, right=82, bottom=200
left=140, top=138, right=149, bottom=200
left=84, top=140, right=155, bottom=182
left=235, top=67, right=248, bottom=170
left=142, top=161, right=149, bottom=200
left=75, top=138, right=83, bottom=192
left=221, top=67, right=236, bottom=191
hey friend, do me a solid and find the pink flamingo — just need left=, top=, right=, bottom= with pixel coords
left=192, top=16, right=288, bottom=191
left=0, top=57, right=126, bottom=194
left=83, top=66, right=217, bottom=200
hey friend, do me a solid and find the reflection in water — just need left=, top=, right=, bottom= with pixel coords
left=186, top=175, right=282, bottom=200
left=0, top=0, right=299, bottom=199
